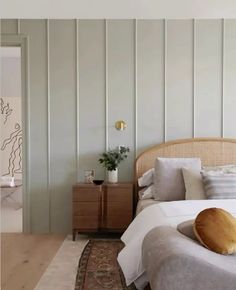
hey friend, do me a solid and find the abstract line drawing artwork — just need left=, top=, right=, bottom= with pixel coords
left=1, top=123, right=23, bottom=176
left=1, top=97, right=22, bottom=178
left=0, top=97, right=13, bottom=124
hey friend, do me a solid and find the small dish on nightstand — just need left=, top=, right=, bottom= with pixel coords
left=92, top=180, right=104, bottom=186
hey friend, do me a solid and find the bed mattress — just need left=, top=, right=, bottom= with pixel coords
left=136, top=199, right=161, bottom=215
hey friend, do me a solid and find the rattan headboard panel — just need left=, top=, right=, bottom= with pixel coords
left=135, top=138, right=236, bottom=194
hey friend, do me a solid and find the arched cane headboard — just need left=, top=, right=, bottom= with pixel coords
left=134, top=138, right=236, bottom=198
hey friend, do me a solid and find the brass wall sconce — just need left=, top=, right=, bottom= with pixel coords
left=115, top=120, right=127, bottom=131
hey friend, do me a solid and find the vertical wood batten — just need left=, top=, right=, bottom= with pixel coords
left=76, top=19, right=79, bottom=180
left=193, top=19, right=196, bottom=138
left=46, top=19, right=51, bottom=232
left=17, top=19, right=20, bottom=34
left=24, top=34, right=31, bottom=233
left=221, top=18, right=225, bottom=138
left=134, top=19, right=137, bottom=157
left=164, top=19, right=167, bottom=142
left=105, top=19, right=108, bottom=152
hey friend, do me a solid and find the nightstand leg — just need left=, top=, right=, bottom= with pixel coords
left=73, top=230, right=76, bottom=241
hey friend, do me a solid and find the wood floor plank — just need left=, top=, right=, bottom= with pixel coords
left=1, top=233, right=65, bottom=290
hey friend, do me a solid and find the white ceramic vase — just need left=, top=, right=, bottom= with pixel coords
left=107, top=169, right=118, bottom=183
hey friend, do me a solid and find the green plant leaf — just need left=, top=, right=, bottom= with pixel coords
left=98, top=146, right=130, bottom=170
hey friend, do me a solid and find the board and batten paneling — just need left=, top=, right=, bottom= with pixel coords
left=78, top=20, right=106, bottom=181
left=107, top=20, right=135, bottom=181
left=195, top=20, right=223, bottom=137
left=20, top=20, right=50, bottom=233
left=137, top=20, right=165, bottom=154
left=166, top=20, right=193, bottom=140
left=49, top=20, right=77, bottom=233
left=1, top=19, right=236, bottom=233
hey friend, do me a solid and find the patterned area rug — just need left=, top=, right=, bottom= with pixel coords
left=74, top=239, right=136, bottom=290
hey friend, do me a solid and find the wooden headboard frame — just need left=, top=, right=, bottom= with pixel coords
left=134, top=137, right=236, bottom=199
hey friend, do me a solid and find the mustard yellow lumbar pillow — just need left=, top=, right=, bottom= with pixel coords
left=194, top=208, right=236, bottom=255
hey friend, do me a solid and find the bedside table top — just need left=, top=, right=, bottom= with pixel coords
left=74, top=182, right=133, bottom=188
left=105, top=182, right=133, bottom=188
left=74, top=183, right=99, bottom=187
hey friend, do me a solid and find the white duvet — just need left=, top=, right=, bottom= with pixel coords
left=117, top=199, right=236, bottom=286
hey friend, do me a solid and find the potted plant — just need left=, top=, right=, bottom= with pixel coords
left=99, top=146, right=130, bottom=183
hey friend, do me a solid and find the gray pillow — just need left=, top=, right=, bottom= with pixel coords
left=153, top=158, right=202, bottom=201
left=203, top=164, right=236, bottom=174
left=201, top=172, right=236, bottom=199
left=177, top=220, right=197, bottom=241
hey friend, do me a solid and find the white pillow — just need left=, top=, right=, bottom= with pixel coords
left=182, top=168, right=206, bottom=200
left=154, top=157, right=202, bottom=201
left=138, top=184, right=155, bottom=200
left=138, top=168, right=154, bottom=187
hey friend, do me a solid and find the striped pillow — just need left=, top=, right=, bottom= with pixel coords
left=201, top=172, right=236, bottom=199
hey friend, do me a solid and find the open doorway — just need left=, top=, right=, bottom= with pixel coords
left=0, top=46, right=23, bottom=233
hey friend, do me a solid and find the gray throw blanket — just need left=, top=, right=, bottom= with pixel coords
left=142, top=226, right=236, bottom=290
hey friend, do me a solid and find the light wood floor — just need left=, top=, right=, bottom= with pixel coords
left=1, top=233, right=65, bottom=290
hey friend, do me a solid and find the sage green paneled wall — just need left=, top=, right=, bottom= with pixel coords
left=79, top=20, right=106, bottom=181
left=1, top=19, right=236, bottom=233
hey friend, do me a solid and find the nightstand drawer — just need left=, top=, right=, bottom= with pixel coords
left=106, top=214, right=132, bottom=230
left=73, top=189, right=101, bottom=202
left=73, top=202, right=100, bottom=216
left=73, top=216, right=100, bottom=229
left=107, top=201, right=132, bottom=216
left=106, top=188, right=133, bottom=203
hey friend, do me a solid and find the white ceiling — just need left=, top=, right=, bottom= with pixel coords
left=1, top=0, right=236, bottom=18
left=0, top=47, right=21, bottom=58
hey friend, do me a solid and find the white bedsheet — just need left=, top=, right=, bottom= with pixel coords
left=136, top=199, right=161, bottom=215
left=117, top=199, right=236, bottom=286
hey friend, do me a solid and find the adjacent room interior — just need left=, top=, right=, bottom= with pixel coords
left=1, top=46, right=23, bottom=233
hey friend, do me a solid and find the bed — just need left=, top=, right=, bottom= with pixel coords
left=117, top=138, right=236, bottom=290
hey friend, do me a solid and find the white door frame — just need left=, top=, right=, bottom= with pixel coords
left=1, top=34, right=30, bottom=233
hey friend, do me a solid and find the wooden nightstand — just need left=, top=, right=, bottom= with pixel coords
left=72, top=182, right=133, bottom=240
